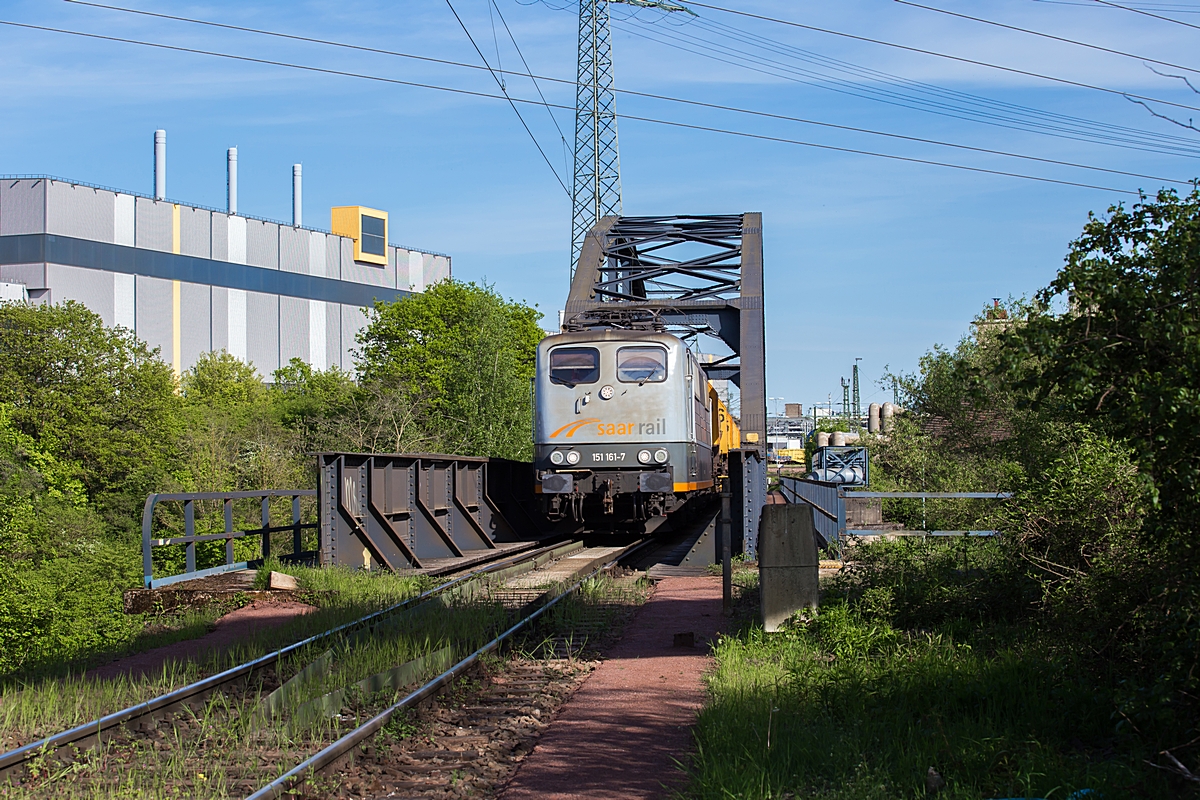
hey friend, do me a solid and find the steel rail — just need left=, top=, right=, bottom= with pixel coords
left=245, top=539, right=648, bottom=800
left=0, top=538, right=575, bottom=777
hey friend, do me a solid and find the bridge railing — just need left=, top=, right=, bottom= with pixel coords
left=776, top=476, right=840, bottom=546
left=776, top=475, right=1011, bottom=551
left=141, top=490, right=317, bottom=588
left=318, top=452, right=528, bottom=572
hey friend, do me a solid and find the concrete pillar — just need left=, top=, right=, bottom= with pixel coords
left=759, top=503, right=819, bottom=632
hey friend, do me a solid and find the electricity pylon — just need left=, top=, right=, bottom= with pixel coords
left=852, top=358, right=862, bottom=424
left=570, top=0, right=693, bottom=278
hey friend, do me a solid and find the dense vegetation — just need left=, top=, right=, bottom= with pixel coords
left=693, top=188, right=1200, bottom=797
left=0, top=280, right=542, bottom=678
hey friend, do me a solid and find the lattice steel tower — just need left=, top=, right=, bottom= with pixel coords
left=852, top=358, right=862, bottom=422
left=570, top=0, right=692, bottom=278
left=571, top=0, right=622, bottom=277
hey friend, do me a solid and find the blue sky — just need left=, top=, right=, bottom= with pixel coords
left=3, top=0, right=1198, bottom=412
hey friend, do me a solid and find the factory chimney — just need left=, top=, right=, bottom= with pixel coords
left=153, top=129, right=166, bottom=200
left=227, top=147, right=238, bottom=215
left=292, top=164, right=302, bottom=227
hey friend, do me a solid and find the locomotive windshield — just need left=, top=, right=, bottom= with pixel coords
left=617, top=347, right=668, bottom=383
left=549, top=347, right=600, bottom=386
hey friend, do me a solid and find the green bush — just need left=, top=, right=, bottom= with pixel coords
left=692, top=589, right=1162, bottom=799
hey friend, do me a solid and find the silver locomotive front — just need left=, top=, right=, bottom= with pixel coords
left=534, top=329, right=710, bottom=523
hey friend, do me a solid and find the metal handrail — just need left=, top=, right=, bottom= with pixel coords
left=843, top=491, right=1012, bottom=499
left=777, top=475, right=1012, bottom=548
left=141, top=490, right=317, bottom=588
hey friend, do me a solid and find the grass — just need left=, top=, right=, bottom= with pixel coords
left=0, top=564, right=650, bottom=797
left=3, top=586, right=515, bottom=797
left=0, top=565, right=432, bottom=748
left=686, top=540, right=1177, bottom=800
left=517, top=571, right=654, bottom=659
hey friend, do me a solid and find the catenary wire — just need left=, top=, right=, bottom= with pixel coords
left=670, top=0, right=1200, bottom=114
left=1086, top=0, right=1200, bottom=30
left=896, top=0, right=1200, bottom=76
left=53, top=1, right=1200, bottom=170
left=614, top=14, right=1200, bottom=158
left=486, top=0, right=504, bottom=81
left=0, top=17, right=1152, bottom=195
left=443, top=0, right=571, bottom=195
left=65, top=0, right=1200, bottom=145
left=1036, top=0, right=1200, bottom=10
left=489, top=0, right=573, bottom=180
left=677, top=11, right=1200, bottom=149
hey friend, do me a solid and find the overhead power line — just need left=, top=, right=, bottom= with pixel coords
left=672, top=0, right=1200, bottom=114
left=443, top=0, right=570, bottom=196
left=0, top=17, right=1157, bottom=195
left=1034, top=0, right=1200, bottom=9
left=67, top=0, right=1200, bottom=124
left=55, top=1, right=1200, bottom=169
left=488, top=0, right=573, bottom=178
left=1085, top=0, right=1200, bottom=30
left=896, top=0, right=1200, bottom=76
left=614, top=12, right=1200, bottom=157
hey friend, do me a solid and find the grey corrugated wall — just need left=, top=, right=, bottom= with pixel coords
left=246, top=219, right=278, bottom=269
left=47, top=182, right=113, bottom=242
left=135, top=198, right=172, bottom=253
left=0, top=179, right=46, bottom=235
left=246, top=290, right=279, bottom=376
left=181, top=282, right=211, bottom=366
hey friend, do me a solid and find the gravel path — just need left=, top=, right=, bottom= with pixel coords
left=498, top=575, right=724, bottom=800
left=87, top=600, right=315, bottom=681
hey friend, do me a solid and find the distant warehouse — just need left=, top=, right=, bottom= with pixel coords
left=0, top=141, right=449, bottom=378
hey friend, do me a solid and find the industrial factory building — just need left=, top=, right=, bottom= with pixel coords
left=0, top=132, right=450, bottom=378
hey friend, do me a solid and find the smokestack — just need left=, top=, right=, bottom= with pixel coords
left=292, top=164, right=302, bottom=227
left=153, top=129, right=166, bottom=200
left=227, top=147, right=238, bottom=215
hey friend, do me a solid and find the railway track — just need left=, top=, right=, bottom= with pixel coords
left=0, top=538, right=577, bottom=783
left=0, top=538, right=652, bottom=798
left=247, top=540, right=649, bottom=799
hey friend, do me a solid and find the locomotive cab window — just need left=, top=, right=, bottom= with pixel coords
left=617, top=347, right=668, bottom=383
left=550, top=347, right=600, bottom=386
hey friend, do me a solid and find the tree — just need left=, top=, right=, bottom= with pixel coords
left=1003, top=187, right=1200, bottom=538
left=179, top=352, right=307, bottom=493
left=272, top=358, right=356, bottom=433
left=0, top=301, right=180, bottom=529
left=181, top=350, right=268, bottom=409
left=356, top=280, right=543, bottom=460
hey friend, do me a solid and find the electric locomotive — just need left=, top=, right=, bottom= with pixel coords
left=534, top=328, right=739, bottom=524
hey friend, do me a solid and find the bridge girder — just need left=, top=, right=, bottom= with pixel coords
left=563, top=213, right=766, bottom=456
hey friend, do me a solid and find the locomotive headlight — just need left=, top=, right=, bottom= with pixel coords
left=549, top=450, right=565, bottom=465
left=654, top=448, right=669, bottom=464
left=637, top=449, right=652, bottom=464
left=566, top=450, right=581, bottom=465
left=599, top=384, right=615, bottom=400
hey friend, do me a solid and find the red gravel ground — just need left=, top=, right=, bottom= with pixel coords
left=87, top=600, right=315, bottom=681
left=499, top=575, right=724, bottom=800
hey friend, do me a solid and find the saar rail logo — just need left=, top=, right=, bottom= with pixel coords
left=549, top=418, right=668, bottom=438
left=549, top=419, right=601, bottom=438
